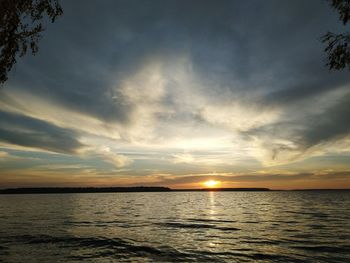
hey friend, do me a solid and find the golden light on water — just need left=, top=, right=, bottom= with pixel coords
left=203, top=180, right=221, bottom=188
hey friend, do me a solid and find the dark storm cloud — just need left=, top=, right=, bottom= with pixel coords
left=245, top=92, right=350, bottom=158
left=186, top=0, right=350, bottom=96
left=264, top=73, right=348, bottom=105
left=301, top=94, right=350, bottom=147
left=0, top=110, right=84, bottom=153
left=6, top=1, right=348, bottom=117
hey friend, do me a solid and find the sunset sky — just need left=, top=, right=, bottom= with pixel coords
left=1, top=0, right=350, bottom=189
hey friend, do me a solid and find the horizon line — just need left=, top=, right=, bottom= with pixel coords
left=1, top=186, right=350, bottom=195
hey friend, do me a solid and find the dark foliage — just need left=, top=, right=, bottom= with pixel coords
left=0, top=0, right=62, bottom=84
left=322, top=0, right=350, bottom=70
left=329, top=0, right=350, bottom=25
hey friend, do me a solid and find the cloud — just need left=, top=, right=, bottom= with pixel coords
left=107, top=154, right=133, bottom=168
left=299, top=93, right=350, bottom=147
left=1, top=0, right=350, bottom=177
left=0, top=151, right=10, bottom=158
left=96, top=146, right=133, bottom=168
left=244, top=91, right=350, bottom=164
left=172, top=153, right=195, bottom=164
left=0, top=110, right=84, bottom=154
left=6, top=0, right=344, bottom=126
left=142, top=170, right=350, bottom=185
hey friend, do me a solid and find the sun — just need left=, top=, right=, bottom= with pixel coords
left=203, top=180, right=221, bottom=188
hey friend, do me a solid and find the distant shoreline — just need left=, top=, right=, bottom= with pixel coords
left=0, top=187, right=269, bottom=194
left=0, top=187, right=349, bottom=195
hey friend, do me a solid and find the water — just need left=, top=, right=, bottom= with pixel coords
left=0, top=191, right=349, bottom=262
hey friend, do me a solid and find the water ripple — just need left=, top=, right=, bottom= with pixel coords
left=157, top=222, right=241, bottom=231
left=1, top=191, right=349, bottom=262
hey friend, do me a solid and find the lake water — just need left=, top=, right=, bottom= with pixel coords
left=0, top=191, right=349, bottom=262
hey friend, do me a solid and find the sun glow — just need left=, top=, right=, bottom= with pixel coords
left=203, top=180, right=221, bottom=188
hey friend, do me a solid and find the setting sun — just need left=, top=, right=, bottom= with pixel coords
left=203, top=180, right=221, bottom=188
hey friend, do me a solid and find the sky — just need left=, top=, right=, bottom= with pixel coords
left=1, top=0, right=350, bottom=189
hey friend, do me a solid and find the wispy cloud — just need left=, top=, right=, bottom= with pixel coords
left=95, top=146, right=133, bottom=168
left=0, top=110, right=84, bottom=154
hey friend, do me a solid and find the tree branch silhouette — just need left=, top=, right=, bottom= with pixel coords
left=322, top=0, right=350, bottom=70
left=0, top=0, right=63, bottom=85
